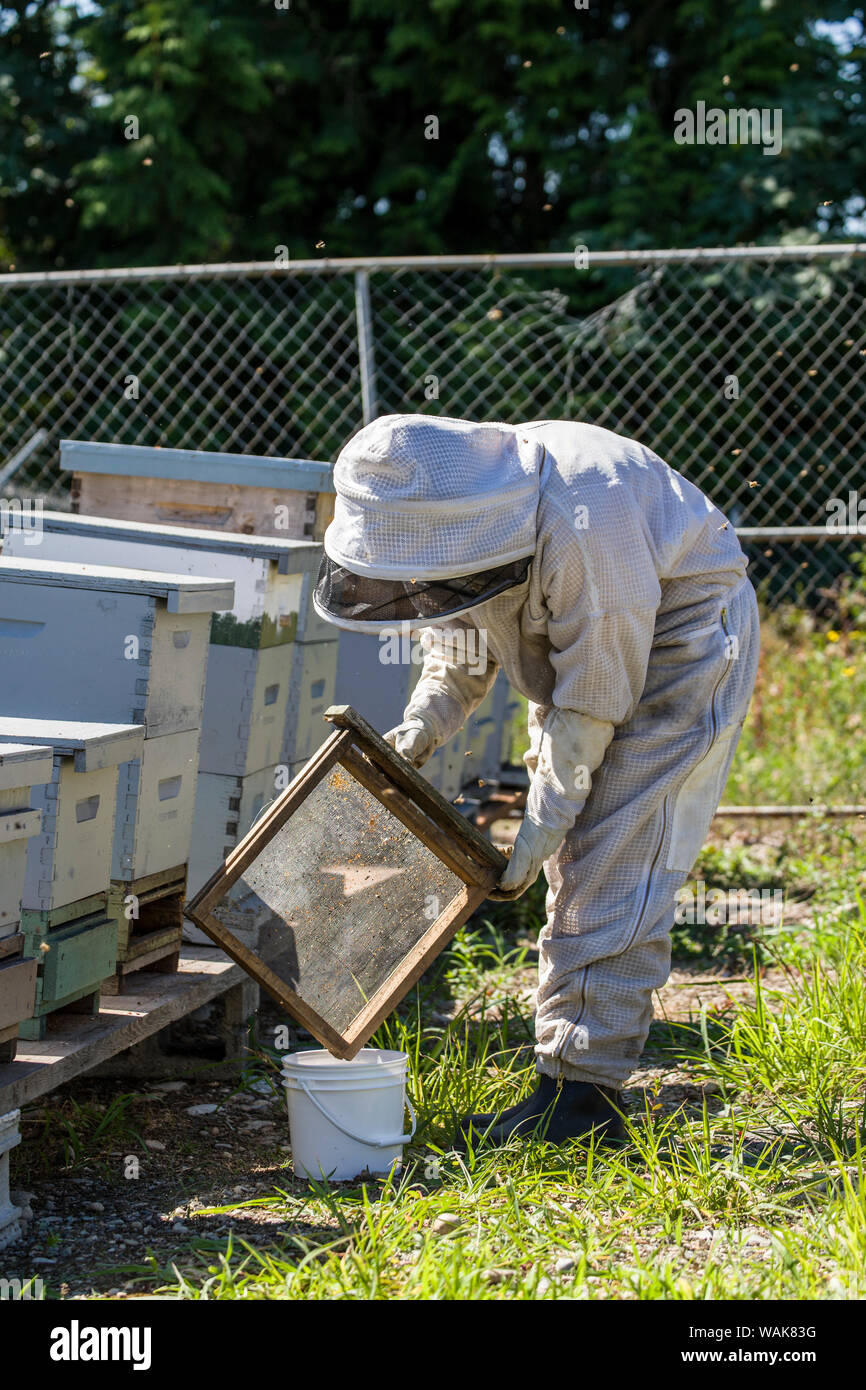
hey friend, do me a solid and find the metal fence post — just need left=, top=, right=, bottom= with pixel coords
left=354, top=268, right=378, bottom=424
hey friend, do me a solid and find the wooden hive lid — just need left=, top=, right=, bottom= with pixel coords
left=0, top=718, right=144, bottom=772
left=0, top=556, right=234, bottom=613
left=5, top=510, right=321, bottom=573
left=59, top=440, right=335, bottom=493
left=0, top=742, right=55, bottom=793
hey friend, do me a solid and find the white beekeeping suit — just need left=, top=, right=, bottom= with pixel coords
left=314, top=414, right=759, bottom=1094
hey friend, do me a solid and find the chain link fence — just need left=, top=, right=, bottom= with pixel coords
left=0, top=247, right=863, bottom=610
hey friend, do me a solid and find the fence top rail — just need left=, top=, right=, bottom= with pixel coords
left=737, top=527, right=866, bottom=540
left=1, top=243, right=865, bottom=288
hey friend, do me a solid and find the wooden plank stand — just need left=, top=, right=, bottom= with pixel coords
left=103, top=866, right=186, bottom=993
left=186, top=705, right=509, bottom=1059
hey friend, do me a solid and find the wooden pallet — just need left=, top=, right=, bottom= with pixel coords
left=103, top=865, right=186, bottom=992
left=0, top=948, right=247, bottom=1113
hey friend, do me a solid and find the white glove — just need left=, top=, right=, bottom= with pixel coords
left=383, top=717, right=436, bottom=768
left=491, top=815, right=566, bottom=900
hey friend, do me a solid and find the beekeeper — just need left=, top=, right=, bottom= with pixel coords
left=313, top=415, right=759, bottom=1146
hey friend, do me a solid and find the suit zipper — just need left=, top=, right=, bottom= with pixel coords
left=706, top=605, right=733, bottom=749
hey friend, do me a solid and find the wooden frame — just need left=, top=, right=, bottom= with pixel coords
left=185, top=705, right=508, bottom=1058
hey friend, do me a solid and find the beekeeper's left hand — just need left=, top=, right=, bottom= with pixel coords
left=383, top=716, right=437, bottom=768
left=489, top=815, right=566, bottom=900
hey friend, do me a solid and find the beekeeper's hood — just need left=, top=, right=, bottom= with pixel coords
left=314, top=414, right=544, bottom=632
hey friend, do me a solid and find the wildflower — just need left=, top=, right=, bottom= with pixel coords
left=826, top=630, right=840, bottom=642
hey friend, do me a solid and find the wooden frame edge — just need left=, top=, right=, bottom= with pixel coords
left=340, top=882, right=489, bottom=1055
left=186, top=728, right=352, bottom=920
left=183, top=905, right=352, bottom=1057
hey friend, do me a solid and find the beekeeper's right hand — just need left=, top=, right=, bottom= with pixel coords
left=383, top=717, right=436, bottom=768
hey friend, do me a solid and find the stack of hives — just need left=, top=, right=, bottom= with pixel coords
left=57, top=439, right=525, bottom=793
left=0, top=743, right=54, bottom=1058
left=0, top=720, right=142, bottom=1039
left=1, top=514, right=341, bottom=943
left=0, top=557, right=231, bottom=996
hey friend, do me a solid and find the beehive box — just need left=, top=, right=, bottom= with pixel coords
left=186, top=706, right=507, bottom=1058
left=200, top=644, right=294, bottom=776
left=0, top=743, right=53, bottom=937
left=0, top=945, right=38, bottom=1061
left=1, top=511, right=339, bottom=779
left=184, top=764, right=280, bottom=940
left=187, top=763, right=279, bottom=894
left=0, top=719, right=144, bottom=912
left=106, top=864, right=187, bottom=985
left=283, top=638, right=340, bottom=764
left=17, top=888, right=117, bottom=1039
left=60, top=439, right=335, bottom=540
left=114, top=728, right=200, bottom=882
left=0, top=559, right=232, bottom=736
left=2, top=509, right=322, bottom=649
left=332, top=629, right=412, bottom=736
left=0, top=744, right=53, bottom=1061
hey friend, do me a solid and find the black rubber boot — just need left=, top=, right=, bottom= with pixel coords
left=456, top=1076, right=626, bottom=1149
left=455, top=1090, right=537, bottom=1143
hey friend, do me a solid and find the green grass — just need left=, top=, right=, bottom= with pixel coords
left=68, top=600, right=866, bottom=1299
left=141, top=899, right=866, bottom=1299
left=17, top=1092, right=145, bottom=1182
left=145, top=900, right=866, bottom=1300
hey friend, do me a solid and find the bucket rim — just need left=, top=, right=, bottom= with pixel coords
left=281, top=1046, right=409, bottom=1073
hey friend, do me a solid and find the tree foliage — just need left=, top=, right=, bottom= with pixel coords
left=0, top=0, right=863, bottom=267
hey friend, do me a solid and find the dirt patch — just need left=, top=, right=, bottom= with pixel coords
left=5, top=1069, right=343, bottom=1299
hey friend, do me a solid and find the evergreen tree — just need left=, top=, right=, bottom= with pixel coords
left=0, top=1, right=90, bottom=267
left=1, top=0, right=863, bottom=268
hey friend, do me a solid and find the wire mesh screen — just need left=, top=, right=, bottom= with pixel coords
left=1, top=248, right=863, bottom=607
left=207, top=764, right=463, bottom=1035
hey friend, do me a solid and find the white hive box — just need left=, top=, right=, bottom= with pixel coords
left=0, top=743, right=53, bottom=938
left=333, top=629, right=412, bottom=737
left=0, top=745, right=53, bottom=1062
left=2, top=509, right=320, bottom=648
left=0, top=558, right=232, bottom=736
left=201, top=644, right=295, bottom=776
left=114, top=728, right=200, bottom=882
left=283, top=638, right=339, bottom=764
left=2, top=511, right=334, bottom=778
left=184, top=764, right=280, bottom=940
left=0, top=719, right=144, bottom=912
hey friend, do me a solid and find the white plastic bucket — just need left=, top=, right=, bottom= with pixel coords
left=282, top=1048, right=416, bottom=1181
